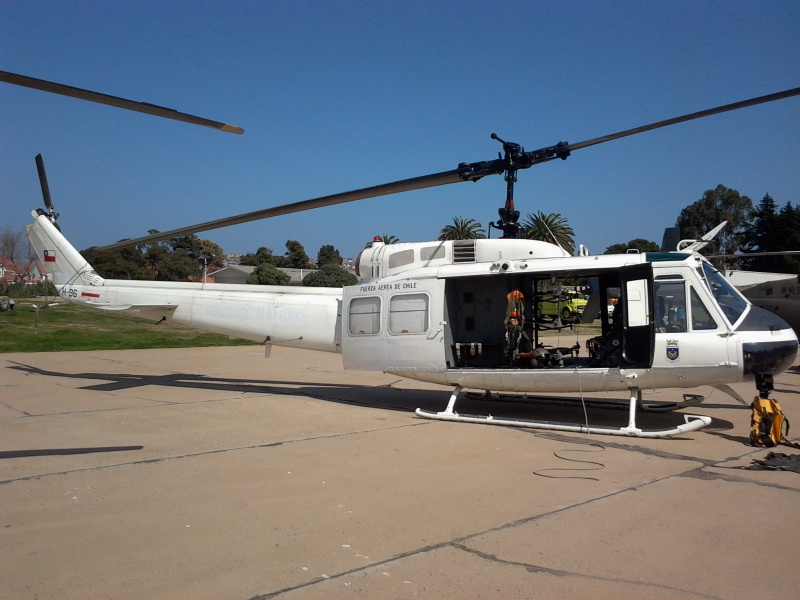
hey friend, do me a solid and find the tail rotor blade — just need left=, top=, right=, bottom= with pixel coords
left=35, top=154, right=54, bottom=211
left=35, top=153, right=59, bottom=222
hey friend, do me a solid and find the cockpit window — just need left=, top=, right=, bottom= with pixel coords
left=697, top=262, right=748, bottom=325
left=690, top=287, right=718, bottom=330
left=655, top=280, right=686, bottom=333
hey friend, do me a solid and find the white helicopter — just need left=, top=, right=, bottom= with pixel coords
left=9, top=71, right=800, bottom=438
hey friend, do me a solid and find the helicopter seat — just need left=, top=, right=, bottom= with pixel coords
left=586, top=336, right=602, bottom=359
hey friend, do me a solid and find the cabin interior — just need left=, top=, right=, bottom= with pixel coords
left=442, top=267, right=649, bottom=370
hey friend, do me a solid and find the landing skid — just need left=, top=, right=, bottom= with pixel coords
left=415, top=386, right=711, bottom=438
left=463, top=390, right=705, bottom=413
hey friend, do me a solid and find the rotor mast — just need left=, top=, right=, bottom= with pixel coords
left=491, top=134, right=523, bottom=238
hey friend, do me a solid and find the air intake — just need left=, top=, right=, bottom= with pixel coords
left=453, top=240, right=476, bottom=263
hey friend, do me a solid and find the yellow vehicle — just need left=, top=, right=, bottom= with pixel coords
left=538, top=290, right=589, bottom=322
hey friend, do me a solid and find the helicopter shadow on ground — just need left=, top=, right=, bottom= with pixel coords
left=704, top=431, right=753, bottom=445
left=4, top=360, right=448, bottom=412
left=773, top=365, right=800, bottom=396
left=5, top=361, right=734, bottom=434
left=0, top=446, right=144, bottom=460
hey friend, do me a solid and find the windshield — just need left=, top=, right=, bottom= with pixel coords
left=697, top=262, right=748, bottom=325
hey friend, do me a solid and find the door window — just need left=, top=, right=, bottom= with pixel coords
left=389, top=293, right=429, bottom=334
left=349, top=296, right=381, bottom=335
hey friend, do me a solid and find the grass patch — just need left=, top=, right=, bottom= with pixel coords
left=1, top=298, right=604, bottom=354
left=0, top=299, right=256, bottom=353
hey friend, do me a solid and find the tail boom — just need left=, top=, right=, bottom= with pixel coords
left=26, top=211, right=342, bottom=353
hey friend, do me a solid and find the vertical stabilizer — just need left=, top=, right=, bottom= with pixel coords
left=660, top=227, right=680, bottom=252
left=26, top=210, right=103, bottom=288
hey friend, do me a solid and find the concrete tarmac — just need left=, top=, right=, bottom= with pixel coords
left=1, top=345, right=799, bottom=599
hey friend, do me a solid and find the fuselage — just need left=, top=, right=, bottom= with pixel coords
left=27, top=212, right=798, bottom=396
left=342, top=239, right=797, bottom=393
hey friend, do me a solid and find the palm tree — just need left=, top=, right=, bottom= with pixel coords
left=438, top=217, right=486, bottom=241
left=522, top=211, right=575, bottom=254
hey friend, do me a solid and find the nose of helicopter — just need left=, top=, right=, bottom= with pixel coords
left=736, top=305, right=799, bottom=376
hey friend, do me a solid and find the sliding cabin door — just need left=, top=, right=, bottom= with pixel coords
left=342, top=279, right=446, bottom=372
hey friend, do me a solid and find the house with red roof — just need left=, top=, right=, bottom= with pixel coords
left=0, top=255, right=48, bottom=286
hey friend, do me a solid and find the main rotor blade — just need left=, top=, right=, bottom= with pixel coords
left=709, top=250, right=800, bottom=258
left=97, top=169, right=465, bottom=250
left=1, top=71, right=243, bottom=134
left=566, top=87, right=800, bottom=153
left=98, top=85, right=800, bottom=250
left=35, top=154, right=53, bottom=211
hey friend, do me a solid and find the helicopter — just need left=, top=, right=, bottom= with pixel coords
left=7, top=71, right=800, bottom=438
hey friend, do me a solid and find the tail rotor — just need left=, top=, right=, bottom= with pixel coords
left=35, top=153, right=59, bottom=223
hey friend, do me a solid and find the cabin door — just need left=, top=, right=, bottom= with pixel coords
left=342, top=279, right=447, bottom=372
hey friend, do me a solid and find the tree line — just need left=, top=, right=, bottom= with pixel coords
left=241, top=241, right=357, bottom=287
left=602, top=186, right=797, bottom=273
left=431, top=186, right=797, bottom=274
left=81, top=233, right=226, bottom=282
left=80, top=235, right=358, bottom=287
left=3, top=184, right=796, bottom=292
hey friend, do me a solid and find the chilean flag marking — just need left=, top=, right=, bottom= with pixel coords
left=44, top=250, right=56, bottom=262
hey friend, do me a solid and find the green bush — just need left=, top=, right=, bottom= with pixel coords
left=246, top=264, right=291, bottom=285
left=0, top=281, right=57, bottom=297
left=302, top=264, right=357, bottom=287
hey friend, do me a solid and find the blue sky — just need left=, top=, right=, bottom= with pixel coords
left=2, top=1, right=798, bottom=260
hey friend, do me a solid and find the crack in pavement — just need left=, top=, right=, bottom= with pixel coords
left=450, top=542, right=724, bottom=600
left=681, top=464, right=800, bottom=491
left=239, top=451, right=799, bottom=599
left=0, top=400, right=31, bottom=417
left=527, top=431, right=800, bottom=491
left=240, top=468, right=714, bottom=599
